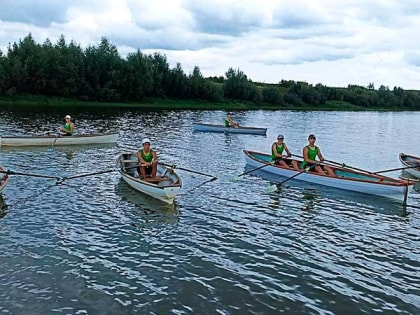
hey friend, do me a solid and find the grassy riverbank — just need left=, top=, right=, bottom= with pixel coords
left=0, top=94, right=404, bottom=111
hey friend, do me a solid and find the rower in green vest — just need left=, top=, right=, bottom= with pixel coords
left=302, top=134, right=335, bottom=176
left=271, top=134, right=300, bottom=170
left=224, top=112, right=239, bottom=128
left=136, top=138, right=158, bottom=179
left=60, top=115, right=75, bottom=135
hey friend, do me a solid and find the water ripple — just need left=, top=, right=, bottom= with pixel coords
left=0, top=110, right=419, bottom=313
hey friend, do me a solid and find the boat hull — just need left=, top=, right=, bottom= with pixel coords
left=117, top=153, right=182, bottom=204
left=0, top=166, right=10, bottom=192
left=244, top=150, right=412, bottom=201
left=193, top=123, right=267, bottom=135
left=399, top=153, right=420, bottom=178
left=0, top=132, right=118, bottom=147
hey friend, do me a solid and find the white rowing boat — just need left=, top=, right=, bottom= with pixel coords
left=243, top=150, right=413, bottom=201
left=0, top=131, right=118, bottom=147
left=193, top=123, right=267, bottom=135
left=399, top=153, right=420, bottom=178
left=116, top=153, right=182, bottom=204
left=0, top=166, right=10, bottom=192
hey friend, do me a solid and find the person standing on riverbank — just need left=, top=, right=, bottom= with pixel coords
left=60, top=115, right=75, bottom=135
left=302, top=134, right=335, bottom=176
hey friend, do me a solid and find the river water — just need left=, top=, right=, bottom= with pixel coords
left=0, top=108, right=419, bottom=314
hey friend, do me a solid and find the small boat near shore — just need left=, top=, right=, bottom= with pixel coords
left=193, top=123, right=267, bottom=135
left=0, top=131, right=118, bottom=147
left=0, top=166, right=10, bottom=192
left=117, top=153, right=182, bottom=204
left=399, top=153, right=420, bottom=178
left=243, top=150, right=413, bottom=201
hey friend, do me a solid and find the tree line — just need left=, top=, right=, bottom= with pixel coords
left=0, top=34, right=419, bottom=109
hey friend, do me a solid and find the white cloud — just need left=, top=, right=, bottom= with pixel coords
left=0, top=0, right=420, bottom=89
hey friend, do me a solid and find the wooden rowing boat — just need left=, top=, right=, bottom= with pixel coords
left=243, top=150, right=413, bottom=201
left=399, top=153, right=420, bottom=178
left=193, top=123, right=267, bottom=135
left=116, top=153, right=182, bottom=204
left=0, top=166, right=10, bottom=192
left=0, top=131, right=118, bottom=147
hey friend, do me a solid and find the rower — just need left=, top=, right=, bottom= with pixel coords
left=136, top=138, right=158, bottom=179
left=271, top=134, right=300, bottom=171
left=60, top=115, right=75, bottom=135
left=302, top=134, right=335, bottom=177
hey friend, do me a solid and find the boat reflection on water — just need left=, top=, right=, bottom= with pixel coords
left=0, top=195, right=8, bottom=219
left=115, top=180, right=180, bottom=224
left=250, top=167, right=409, bottom=216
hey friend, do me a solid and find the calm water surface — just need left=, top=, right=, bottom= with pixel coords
left=0, top=109, right=419, bottom=314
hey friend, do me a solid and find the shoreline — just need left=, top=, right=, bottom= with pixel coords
left=0, top=94, right=415, bottom=111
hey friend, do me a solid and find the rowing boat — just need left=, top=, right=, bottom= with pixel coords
left=193, top=123, right=267, bottom=135
left=243, top=150, right=413, bottom=201
left=116, top=153, right=182, bottom=204
left=0, top=131, right=118, bottom=147
left=399, top=153, right=420, bottom=178
left=0, top=166, right=10, bottom=192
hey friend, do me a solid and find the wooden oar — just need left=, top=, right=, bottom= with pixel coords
left=0, top=169, right=61, bottom=180
left=160, top=162, right=217, bottom=180
left=266, top=164, right=315, bottom=193
left=277, top=164, right=315, bottom=186
left=291, top=154, right=375, bottom=175
left=51, top=132, right=64, bottom=149
left=61, top=169, right=116, bottom=181
left=374, top=164, right=420, bottom=174
left=237, top=162, right=273, bottom=177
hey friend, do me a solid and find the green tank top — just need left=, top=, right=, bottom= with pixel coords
left=302, top=145, right=319, bottom=168
left=224, top=117, right=231, bottom=127
left=271, top=143, right=285, bottom=159
left=141, top=149, right=153, bottom=163
left=63, top=123, right=73, bottom=135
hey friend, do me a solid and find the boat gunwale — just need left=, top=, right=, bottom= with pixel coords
left=119, top=168, right=182, bottom=189
left=399, top=153, right=420, bottom=168
left=117, top=153, right=182, bottom=189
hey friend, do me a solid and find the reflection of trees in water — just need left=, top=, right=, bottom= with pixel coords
left=115, top=180, right=180, bottom=225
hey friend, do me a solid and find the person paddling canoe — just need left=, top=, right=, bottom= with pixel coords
left=271, top=134, right=300, bottom=171
left=59, top=115, right=75, bottom=135
left=136, top=138, right=158, bottom=179
left=224, top=112, right=239, bottom=128
left=302, top=134, right=335, bottom=176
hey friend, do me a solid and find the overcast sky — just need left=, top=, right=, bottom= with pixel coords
left=1, top=0, right=419, bottom=89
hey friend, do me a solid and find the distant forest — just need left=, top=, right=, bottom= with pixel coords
left=0, top=34, right=419, bottom=109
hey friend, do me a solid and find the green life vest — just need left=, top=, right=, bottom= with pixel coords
left=271, top=143, right=285, bottom=160
left=141, top=149, right=153, bottom=163
left=224, top=117, right=231, bottom=127
left=63, top=123, right=73, bottom=135
left=302, top=145, right=319, bottom=168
